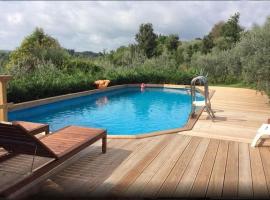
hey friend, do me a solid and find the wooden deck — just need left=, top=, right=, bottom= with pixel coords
left=185, top=86, right=270, bottom=143
left=1, top=86, right=270, bottom=198
left=31, top=134, right=270, bottom=199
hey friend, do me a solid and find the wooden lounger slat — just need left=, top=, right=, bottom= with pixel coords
left=41, top=126, right=106, bottom=157
left=12, top=121, right=45, bottom=131
left=12, top=121, right=49, bottom=135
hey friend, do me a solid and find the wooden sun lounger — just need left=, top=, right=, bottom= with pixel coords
left=0, top=123, right=107, bottom=198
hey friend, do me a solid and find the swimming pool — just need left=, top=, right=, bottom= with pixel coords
left=9, top=87, right=204, bottom=135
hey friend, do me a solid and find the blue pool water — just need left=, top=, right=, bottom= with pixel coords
left=9, top=87, right=204, bottom=135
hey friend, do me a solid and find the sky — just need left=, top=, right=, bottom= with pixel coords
left=0, top=1, right=270, bottom=52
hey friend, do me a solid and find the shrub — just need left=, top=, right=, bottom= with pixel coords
left=7, top=63, right=98, bottom=103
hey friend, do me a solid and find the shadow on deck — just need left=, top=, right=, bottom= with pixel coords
left=0, top=146, right=131, bottom=199
left=34, top=146, right=131, bottom=198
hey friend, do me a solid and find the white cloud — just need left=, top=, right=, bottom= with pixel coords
left=0, top=1, right=269, bottom=52
left=7, top=12, right=23, bottom=25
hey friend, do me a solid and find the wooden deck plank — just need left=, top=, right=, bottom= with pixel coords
left=139, top=136, right=192, bottom=198
left=36, top=139, right=124, bottom=194
left=0, top=172, right=26, bottom=192
left=206, top=140, right=229, bottom=198
left=50, top=138, right=145, bottom=196
left=0, top=154, right=52, bottom=194
left=260, top=147, right=270, bottom=196
left=0, top=154, right=51, bottom=175
left=190, top=139, right=219, bottom=197
left=173, top=138, right=210, bottom=197
left=157, top=137, right=201, bottom=197
left=238, top=143, right=253, bottom=198
left=124, top=135, right=191, bottom=197
left=92, top=136, right=166, bottom=196
left=222, top=141, right=239, bottom=198
left=174, top=139, right=219, bottom=197
left=108, top=135, right=173, bottom=196
left=250, top=146, right=269, bottom=199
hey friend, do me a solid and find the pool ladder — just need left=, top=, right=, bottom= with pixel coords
left=190, top=76, right=215, bottom=121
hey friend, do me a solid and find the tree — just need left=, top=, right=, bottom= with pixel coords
left=214, top=36, right=233, bottom=50
left=206, top=14, right=243, bottom=51
left=7, top=27, right=69, bottom=73
left=0, top=50, right=10, bottom=72
left=165, top=34, right=180, bottom=52
left=221, top=12, right=243, bottom=43
left=135, top=23, right=157, bottom=58
left=201, top=34, right=214, bottom=54
left=236, top=17, right=270, bottom=95
left=192, top=16, right=270, bottom=96
left=209, top=21, right=225, bottom=39
left=175, top=40, right=202, bottom=65
left=155, top=35, right=167, bottom=56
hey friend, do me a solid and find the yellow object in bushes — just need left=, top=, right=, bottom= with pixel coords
left=94, top=80, right=110, bottom=89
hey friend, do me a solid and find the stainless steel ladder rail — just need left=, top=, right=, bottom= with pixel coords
left=190, top=76, right=215, bottom=120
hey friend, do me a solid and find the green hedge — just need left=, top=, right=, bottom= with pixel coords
left=7, top=65, right=196, bottom=103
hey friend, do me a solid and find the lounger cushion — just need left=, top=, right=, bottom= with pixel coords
left=40, top=126, right=106, bottom=157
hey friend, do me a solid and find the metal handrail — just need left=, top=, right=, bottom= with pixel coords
left=190, top=76, right=215, bottom=120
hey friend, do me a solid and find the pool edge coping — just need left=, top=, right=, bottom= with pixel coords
left=9, top=84, right=215, bottom=139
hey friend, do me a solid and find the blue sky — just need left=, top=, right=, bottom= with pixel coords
left=0, top=1, right=270, bottom=52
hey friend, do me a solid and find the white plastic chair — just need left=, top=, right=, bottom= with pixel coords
left=251, top=123, right=270, bottom=147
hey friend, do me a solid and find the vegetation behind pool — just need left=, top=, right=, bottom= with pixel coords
left=0, top=13, right=269, bottom=103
